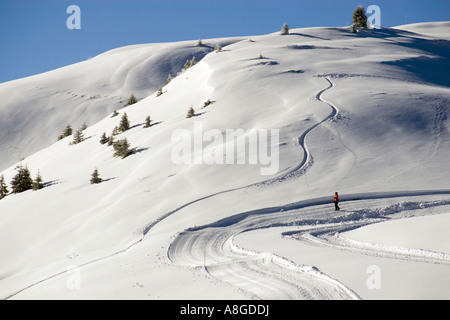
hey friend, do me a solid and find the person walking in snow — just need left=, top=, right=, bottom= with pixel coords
left=334, top=192, right=340, bottom=211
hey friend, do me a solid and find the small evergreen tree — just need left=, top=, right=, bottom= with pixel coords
left=113, top=138, right=133, bottom=159
left=72, top=128, right=85, bottom=145
left=0, top=174, right=9, bottom=199
left=64, top=124, right=73, bottom=137
left=90, top=168, right=103, bottom=184
left=353, top=5, right=368, bottom=28
left=112, top=126, right=120, bottom=136
left=119, top=113, right=130, bottom=132
left=32, top=170, right=44, bottom=190
left=166, top=74, right=173, bottom=85
left=107, top=135, right=114, bottom=146
left=186, top=106, right=195, bottom=118
left=202, top=99, right=213, bottom=108
left=143, top=115, right=152, bottom=128
left=184, top=57, right=197, bottom=70
left=124, top=94, right=138, bottom=107
left=100, top=132, right=108, bottom=145
left=11, top=165, right=33, bottom=194
left=58, top=124, right=73, bottom=140
left=214, top=44, right=222, bottom=53
left=281, top=23, right=290, bottom=35
left=156, top=87, right=163, bottom=97
left=111, top=110, right=119, bottom=118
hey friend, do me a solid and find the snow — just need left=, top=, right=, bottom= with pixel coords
left=344, top=212, right=450, bottom=254
left=0, top=37, right=242, bottom=172
left=394, top=21, right=450, bottom=40
left=0, top=23, right=449, bottom=300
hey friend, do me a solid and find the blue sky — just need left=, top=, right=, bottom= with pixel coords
left=1, top=0, right=449, bottom=83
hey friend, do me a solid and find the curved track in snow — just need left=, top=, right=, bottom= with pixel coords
left=283, top=77, right=339, bottom=177
left=167, top=205, right=360, bottom=300
left=292, top=225, right=450, bottom=265
left=168, top=192, right=450, bottom=299
left=257, top=77, right=340, bottom=185
left=168, top=229, right=359, bottom=300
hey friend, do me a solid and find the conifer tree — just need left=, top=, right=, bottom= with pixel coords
left=90, top=168, right=103, bottom=184
left=166, top=74, right=173, bottom=85
left=72, top=128, right=85, bottom=144
left=100, top=132, right=108, bottom=145
left=0, top=174, right=9, bottom=199
left=113, top=138, right=133, bottom=159
left=11, top=165, right=33, bottom=194
left=281, top=23, right=290, bottom=35
left=186, top=106, right=195, bottom=118
left=107, top=135, right=114, bottom=146
left=184, top=57, right=197, bottom=70
left=202, top=99, right=213, bottom=108
left=353, top=5, right=368, bottom=28
left=58, top=124, right=73, bottom=140
left=144, top=115, right=152, bottom=128
left=119, top=113, right=130, bottom=132
left=112, top=126, right=120, bottom=136
left=32, top=170, right=44, bottom=190
left=124, top=94, right=138, bottom=107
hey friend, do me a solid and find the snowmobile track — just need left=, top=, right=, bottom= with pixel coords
left=168, top=191, right=450, bottom=300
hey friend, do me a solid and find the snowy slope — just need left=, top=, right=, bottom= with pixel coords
left=395, top=21, right=450, bottom=40
left=0, top=37, right=242, bottom=172
left=0, top=23, right=449, bottom=300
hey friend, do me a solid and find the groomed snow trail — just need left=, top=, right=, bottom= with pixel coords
left=168, top=193, right=450, bottom=300
left=168, top=214, right=360, bottom=300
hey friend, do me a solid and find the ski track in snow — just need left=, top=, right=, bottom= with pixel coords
left=167, top=193, right=450, bottom=300
left=4, top=78, right=450, bottom=300
left=256, top=77, right=340, bottom=185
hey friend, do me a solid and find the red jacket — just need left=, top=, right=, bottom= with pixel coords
left=334, top=194, right=339, bottom=203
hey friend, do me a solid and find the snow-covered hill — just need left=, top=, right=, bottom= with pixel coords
left=0, top=37, right=241, bottom=172
left=0, top=22, right=449, bottom=300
